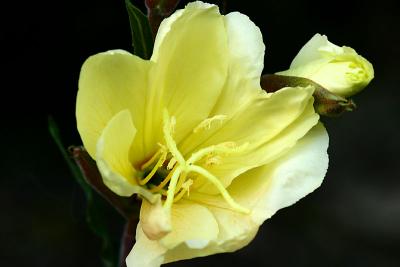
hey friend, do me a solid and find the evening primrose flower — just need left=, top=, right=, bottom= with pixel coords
left=277, top=34, right=374, bottom=97
left=76, top=2, right=329, bottom=267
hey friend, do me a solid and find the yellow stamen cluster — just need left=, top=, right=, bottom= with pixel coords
left=138, top=110, right=250, bottom=214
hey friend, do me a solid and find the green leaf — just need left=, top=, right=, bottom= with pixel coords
left=48, top=116, right=90, bottom=194
left=85, top=193, right=123, bottom=267
left=125, top=0, right=154, bottom=59
left=48, top=117, right=123, bottom=267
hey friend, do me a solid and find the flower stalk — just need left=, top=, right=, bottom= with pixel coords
left=70, top=146, right=140, bottom=219
left=119, top=216, right=138, bottom=267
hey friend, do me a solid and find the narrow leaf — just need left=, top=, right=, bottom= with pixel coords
left=48, top=116, right=90, bottom=193
left=48, top=117, right=122, bottom=267
left=125, top=0, right=154, bottom=59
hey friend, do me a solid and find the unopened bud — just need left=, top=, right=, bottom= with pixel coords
left=277, top=34, right=374, bottom=98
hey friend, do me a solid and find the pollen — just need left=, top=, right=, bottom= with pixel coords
left=193, top=114, right=227, bottom=133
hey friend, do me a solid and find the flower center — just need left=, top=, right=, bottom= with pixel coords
left=137, top=110, right=249, bottom=214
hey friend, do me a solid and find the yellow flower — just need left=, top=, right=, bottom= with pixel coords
left=76, top=2, right=329, bottom=266
left=277, top=34, right=374, bottom=97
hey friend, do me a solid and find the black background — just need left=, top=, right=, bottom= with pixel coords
left=2, top=0, right=400, bottom=266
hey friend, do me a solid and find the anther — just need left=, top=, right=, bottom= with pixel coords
left=173, top=179, right=193, bottom=202
left=193, top=115, right=227, bottom=133
left=163, top=110, right=185, bottom=166
left=187, top=142, right=248, bottom=165
left=167, top=157, right=177, bottom=170
left=175, top=172, right=188, bottom=193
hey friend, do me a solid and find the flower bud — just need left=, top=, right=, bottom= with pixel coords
left=277, top=34, right=374, bottom=97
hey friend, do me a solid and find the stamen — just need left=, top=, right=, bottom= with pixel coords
left=163, top=166, right=183, bottom=212
left=175, top=171, right=188, bottom=193
left=140, top=149, right=162, bottom=171
left=160, top=109, right=249, bottom=214
left=150, top=165, right=178, bottom=193
left=173, top=179, right=193, bottom=202
left=205, top=155, right=222, bottom=166
left=187, top=165, right=250, bottom=214
left=167, top=157, right=177, bottom=170
left=139, top=151, right=167, bottom=185
left=163, top=110, right=185, bottom=166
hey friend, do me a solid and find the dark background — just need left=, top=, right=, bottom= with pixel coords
left=2, top=0, right=400, bottom=266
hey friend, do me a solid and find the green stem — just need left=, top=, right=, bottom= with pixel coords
left=48, top=116, right=91, bottom=193
left=118, top=216, right=138, bottom=267
left=70, top=146, right=140, bottom=220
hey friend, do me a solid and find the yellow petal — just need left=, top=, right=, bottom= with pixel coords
left=160, top=200, right=219, bottom=250
left=166, top=129, right=328, bottom=263
left=182, top=86, right=313, bottom=156
left=205, top=95, right=318, bottom=188
left=77, top=50, right=151, bottom=161
left=172, top=123, right=327, bottom=262
left=154, top=191, right=261, bottom=265
left=126, top=223, right=167, bottom=267
left=186, top=86, right=317, bottom=193
left=202, top=87, right=314, bottom=148
left=140, top=196, right=171, bottom=240
left=229, top=123, right=329, bottom=224
left=210, top=11, right=265, bottom=116
left=164, top=206, right=259, bottom=263
left=96, top=110, right=156, bottom=201
left=147, top=2, right=229, bottom=145
left=127, top=200, right=219, bottom=267
left=289, top=34, right=335, bottom=68
left=163, top=205, right=258, bottom=264
left=224, top=12, right=264, bottom=83
left=206, top=207, right=258, bottom=252
left=187, top=102, right=317, bottom=203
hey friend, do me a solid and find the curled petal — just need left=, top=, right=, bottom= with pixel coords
left=127, top=200, right=219, bottom=266
left=210, top=11, right=265, bottom=116
left=77, top=50, right=151, bottom=161
left=229, top=123, right=329, bottom=224
left=148, top=2, right=229, bottom=144
left=96, top=110, right=156, bottom=202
